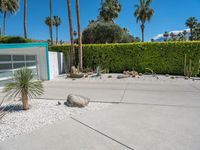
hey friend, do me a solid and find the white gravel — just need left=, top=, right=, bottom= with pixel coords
left=0, top=99, right=111, bottom=142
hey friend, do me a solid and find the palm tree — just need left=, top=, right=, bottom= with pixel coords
left=170, top=32, right=175, bottom=41
left=3, top=68, right=44, bottom=110
left=49, top=0, right=53, bottom=45
left=134, top=0, right=154, bottom=42
left=0, top=0, right=19, bottom=35
left=193, top=23, right=200, bottom=40
left=185, top=17, right=198, bottom=40
left=163, top=31, right=169, bottom=41
left=45, top=17, right=54, bottom=42
left=24, top=0, right=27, bottom=38
left=76, top=0, right=83, bottom=70
left=67, top=0, right=75, bottom=68
left=99, top=0, right=121, bottom=23
left=53, top=16, right=61, bottom=45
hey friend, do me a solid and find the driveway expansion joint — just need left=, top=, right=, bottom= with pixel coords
left=71, top=117, right=135, bottom=150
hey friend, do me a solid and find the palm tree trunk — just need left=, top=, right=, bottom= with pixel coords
left=3, top=12, right=6, bottom=35
left=141, top=24, right=145, bottom=42
left=22, top=92, right=29, bottom=110
left=56, top=26, right=58, bottom=45
left=50, top=0, right=53, bottom=45
left=76, top=0, right=83, bottom=70
left=190, top=28, right=193, bottom=41
left=67, top=0, right=75, bottom=68
left=24, top=0, right=27, bottom=39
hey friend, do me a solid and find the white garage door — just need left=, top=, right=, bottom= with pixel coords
left=0, top=54, right=38, bottom=84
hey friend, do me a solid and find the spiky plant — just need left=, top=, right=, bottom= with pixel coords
left=3, top=67, right=44, bottom=110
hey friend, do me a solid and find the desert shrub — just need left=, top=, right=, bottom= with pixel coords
left=0, top=36, right=32, bottom=43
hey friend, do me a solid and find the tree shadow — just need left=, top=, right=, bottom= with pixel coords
left=0, top=104, right=23, bottom=112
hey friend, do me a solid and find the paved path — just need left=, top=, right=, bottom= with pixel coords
left=1, top=75, right=200, bottom=150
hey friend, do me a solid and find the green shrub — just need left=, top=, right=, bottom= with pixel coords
left=0, top=36, right=32, bottom=43
left=50, top=41, right=200, bottom=76
left=82, top=22, right=139, bottom=44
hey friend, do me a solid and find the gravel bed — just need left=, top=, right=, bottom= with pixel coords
left=0, top=99, right=111, bottom=142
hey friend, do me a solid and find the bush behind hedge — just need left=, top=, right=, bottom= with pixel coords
left=50, top=42, right=200, bottom=76
left=0, top=36, right=32, bottom=43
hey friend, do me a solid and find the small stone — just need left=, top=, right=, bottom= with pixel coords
left=184, top=76, right=189, bottom=80
left=132, top=74, right=136, bottom=78
left=70, top=73, right=84, bottom=78
left=165, top=74, right=169, bottom=77
left=170, top=76, right=175, bottom=79
left=108, top=75, right=112, bottom=78
left=57, top=101, right=61, bottom=105
left=117, top=75, right=129, bottom=79
left=139, top=73, right=143, bottom=76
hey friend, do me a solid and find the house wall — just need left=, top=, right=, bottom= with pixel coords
left=49, top=52, right=65, bottom=79
left=0, top=43, right=49, bottom=83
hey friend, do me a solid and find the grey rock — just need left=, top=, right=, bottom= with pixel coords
left=65, top=94, right=90, bottom=108
left=117, top=75, right=129, bottom=79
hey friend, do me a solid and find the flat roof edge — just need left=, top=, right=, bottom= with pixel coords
left=0, top=43, right=48, bottom=49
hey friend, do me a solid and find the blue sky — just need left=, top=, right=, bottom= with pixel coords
left=2, top=0, right=200, bottom=42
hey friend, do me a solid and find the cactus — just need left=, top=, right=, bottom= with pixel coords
left=96, top=66, right=101, bottom=76
left=184, top=54, right=195, bottom=78
left=184, top=54, right=187, bottom=76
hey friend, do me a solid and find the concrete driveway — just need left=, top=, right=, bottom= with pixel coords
left=1, top=75, right=200, bottom=150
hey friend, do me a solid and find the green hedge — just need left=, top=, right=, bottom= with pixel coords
left=50, top=42, right=200, bottom=76
left=0, top=36, right=32, bottom=43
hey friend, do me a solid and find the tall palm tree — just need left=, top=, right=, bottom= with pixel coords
left=49, top=0, right=53, bottom=45
left=53, top=16, right=61, bottom=45
left=99, top=0, right=121, bottom=23
left=45, top=17, right=54, bottom=42
left=76, top=0, right=83, bottom=70
left=24, top=0, right=27, bottom=38
left=3, top=68, right=44, bottom=110
left=134, top=0, right=154, bottom=42
left=185, top=17, right=198, bottom=41
left=0, top=0, right=19, bottom=35
left=67, top=0, right=75, bottom=68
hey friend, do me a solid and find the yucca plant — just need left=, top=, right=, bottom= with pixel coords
left=3, top=67, right=44, bottom=110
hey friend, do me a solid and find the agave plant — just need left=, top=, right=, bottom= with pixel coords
left=3, top=67, right=44, bottom=110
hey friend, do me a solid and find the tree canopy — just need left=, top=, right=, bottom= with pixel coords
left=82, top=22, right=140, bottom=44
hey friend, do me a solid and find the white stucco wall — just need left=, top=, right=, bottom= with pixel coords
left=0, top=46, right=48, bottom=80
left=49, top=52, right=65, bottom=80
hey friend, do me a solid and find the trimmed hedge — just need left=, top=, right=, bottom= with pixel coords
left=0, top=36, right=32, bottom=43
left=50, top=42, right=200, bottom=76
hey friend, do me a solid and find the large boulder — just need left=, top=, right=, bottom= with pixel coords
left=71, top=66, right=78, bottom=74
left=70, top=66, right=84, bottom=78
left=65, top=94, right=90, bottom=107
